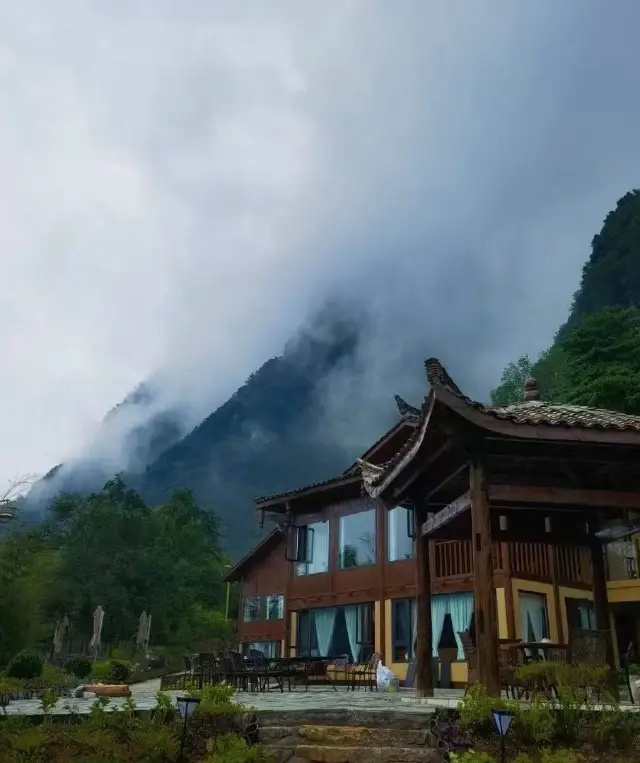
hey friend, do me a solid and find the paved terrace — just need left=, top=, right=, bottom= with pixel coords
left=1, top=680, right=636, bottom=717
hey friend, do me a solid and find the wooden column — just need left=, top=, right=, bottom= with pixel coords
left=470, top=461, right=500, bottom=696
left=502, top=541, right=516, bottom=641
left=587, top=514, right=615, bottom=669
left=414, top=504, right=434, bottom=697
left=549, top=545, right=565, bottom=644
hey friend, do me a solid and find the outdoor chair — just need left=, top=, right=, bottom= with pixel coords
left=458, top=633, right=478, bottom=694
left=567, top=628, right=609, bottom=699
left=617, top=641, right=635, bottom=704
left=351, top=651, right=383, bottom=691
left=247, top=649, right=284, bottom=692
left=498, top=643, right=527, bottom=699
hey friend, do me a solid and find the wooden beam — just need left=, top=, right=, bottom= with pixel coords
left=490, top=484, right=640, bottom=510
left=485, top=437, right=640, bottom=464
left=425, top=462, right=469, bottom=500
left=587, top=514, right=616, bottom=676
left=470, top=462, right=500, bottom=696
left=421, top=492, right=471, bottom=536
left=390, top=440, right=451, bottom=500
left=414, top=505, right=434, bottom=698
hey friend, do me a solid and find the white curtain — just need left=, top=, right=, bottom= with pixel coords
left=448, top=593, right=474, bottom=659
left=388, top=508, right=399, bottom=561
left=431, top=595, right=450, bottom=657
left=519, top=593, right=547, bottom=641
left=344, top=605, right=360, bottom=662
left=309, top=522, right=329, bottom=574
left=578, top=601, right=594, bottom=629
left=314, top=608, right=337, bottom=657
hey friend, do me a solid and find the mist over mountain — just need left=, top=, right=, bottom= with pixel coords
left=26, top=301, right=410, bottom=557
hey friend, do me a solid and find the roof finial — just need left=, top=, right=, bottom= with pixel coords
left=523, top=377, right=540, bottom=402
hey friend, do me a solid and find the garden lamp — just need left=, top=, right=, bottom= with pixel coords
left=491, top=708, right=512, bottom=763
left=176, top=696, right=200, bottom=762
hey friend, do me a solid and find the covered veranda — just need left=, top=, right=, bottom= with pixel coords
left=359, top=358, right=640, bottom=697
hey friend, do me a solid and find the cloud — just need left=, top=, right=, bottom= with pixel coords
left=1, top=0, right=640, bottom=482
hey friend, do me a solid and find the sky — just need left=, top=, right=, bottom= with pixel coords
left=2, top=0, right=640, bottom=485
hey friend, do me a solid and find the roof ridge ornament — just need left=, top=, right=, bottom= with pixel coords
left=394, top=394, right=421, bottom=418
left=425, top=358, right=464, bottom=396
left=523, top=377, right=541, bottom=402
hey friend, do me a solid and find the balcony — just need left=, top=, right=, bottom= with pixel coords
left=606, top=538, right=640, bottom=582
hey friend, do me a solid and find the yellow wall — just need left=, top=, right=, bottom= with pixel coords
left=383, top=589, right=507, bottom=684
left=374, top=600, right=382, bottom=654
left=289, top=612, right=297, bottom=657
left=607, top=579, right=640, bottom=603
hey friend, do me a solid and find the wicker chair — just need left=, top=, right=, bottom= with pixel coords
left=567, top=628, right=609, bottom=699
left=351, top=651, right=383, bottom=691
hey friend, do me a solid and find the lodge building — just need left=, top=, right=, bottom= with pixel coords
left=224, top=359, right=640, bottom=690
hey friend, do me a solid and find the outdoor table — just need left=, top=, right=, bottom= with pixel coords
left=512, top=641, right=568, bottom=663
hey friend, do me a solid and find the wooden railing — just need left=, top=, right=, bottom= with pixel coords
left=511, top=542, right=550, bottom=579
left=433, top=540, right=589, bottom=586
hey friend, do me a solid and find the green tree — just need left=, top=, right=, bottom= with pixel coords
left=490, top=356, right=534, bottom=406
left=557, top=307, right=640, bottom=412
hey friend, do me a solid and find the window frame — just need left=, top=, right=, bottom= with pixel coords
left=387, top=506, right=415, bottom=563
left=242, top=596, right=262, bottom=623
left=391, top=598, right=415, bottom=662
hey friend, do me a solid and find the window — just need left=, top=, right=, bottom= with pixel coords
left=566, top=598, right=595, bottom=630
left=296, top=603, right=375, bottom=662
left=266, top=594, right=284, bottom=620
left=339, top=509, right=377, bottom=568
left=296, top=521, right=330, bottom=576
left=387, top=507, right=415, bottom=562
left=518, top=591, right=549, bottom=641
left=242, top=596, right=261, bottom=623
left=243, top=641, right=281, bottom=658
left=392, top=599, right=416, bottom=662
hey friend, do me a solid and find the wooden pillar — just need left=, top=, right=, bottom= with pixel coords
left=587, top=514, right=615, bottom=669
left=414, top=505, right=434, bottom=697
left=549, top=545, right=565, bottom=644
left=470, top=461, right=500, bottom=696
left=502, top=541, right=516, bottom=640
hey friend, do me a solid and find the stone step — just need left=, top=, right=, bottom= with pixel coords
left=260, top=724, right=428, bottom=748
left=257, top=709, right=432, bottom=728
left=264, top=744, right=443, bottom=762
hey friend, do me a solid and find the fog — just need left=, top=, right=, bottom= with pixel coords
left=2, top=1, right=640, bottom=483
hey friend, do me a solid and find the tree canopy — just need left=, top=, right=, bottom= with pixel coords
left=0, top=476, right=231, bottom=662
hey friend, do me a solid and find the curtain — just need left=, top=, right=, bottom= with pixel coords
left=314, top=608, right=337, bottom=657
left=519, top=593, right=547, bottom=642
left=309, top=523, right=329, bottom=574
left=578, top=601, right=594, bottom=629
left=448, top=592, right=474, bottom=659
left=344, top=605, right=360, bottom=662
left=431, top=594, right=450, bottom=657
left=388, top=508, right=399, bottom=561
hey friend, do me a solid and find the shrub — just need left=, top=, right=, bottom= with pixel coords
left=90, top=660, right=111, bottom=682
left=6, top=651, right=43, bottom=680
left=107, top=659, right=132, bottom=683
left=64, top=655, right=92, bottom=679
left=41, top=663, right=75, bottom=690
left=450, top=752, right=495, bottom=763
left=205, top=732, right=273, bottom=762
left=458, top=683, right=518, bottom=734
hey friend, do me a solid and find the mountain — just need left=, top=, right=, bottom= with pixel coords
left=491, top=190, right=640, bottom=411
left=26, top=305, right=384, bottom=558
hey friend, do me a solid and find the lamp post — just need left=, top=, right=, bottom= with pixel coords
left=176, top=695, right=200, bottom=763
left=491, top=708, right=512, bottom=763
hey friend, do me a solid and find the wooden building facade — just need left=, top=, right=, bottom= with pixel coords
left=223, top=382, right=619, bottom=687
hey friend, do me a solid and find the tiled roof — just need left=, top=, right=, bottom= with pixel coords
left=360, top=357, right=640, bottom=495
left=256, top=394, right=420, bottom=503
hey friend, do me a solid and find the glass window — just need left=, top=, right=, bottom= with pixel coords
left=266, top=594, right=284, bottom=620
left=566, top=598, right=595, bottom=630
left=296, top=521, right=330, bottom=576
left=392, top=599, right=415, bottom=662
left=296, top=604, right=374, bottom=662
left=338, top=509, right=377, bottom=568
left=518, top=591, right=549, bottom=642
left=242, top=596, right=261, bottom=623
left=244, top=641, right=280, bottom=658
left=387, top=507, right=415, bottom=562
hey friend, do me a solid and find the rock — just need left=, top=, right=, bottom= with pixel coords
left=292, top=745, right=443, bottom=762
